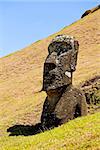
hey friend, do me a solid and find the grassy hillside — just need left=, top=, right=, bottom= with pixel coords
left=0, top=8, right=100, bottom=150
left=0, top=113, right=100, bottom=150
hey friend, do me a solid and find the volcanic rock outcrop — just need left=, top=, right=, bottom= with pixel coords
left=41, top=35, right=87, bottom=128
left=81, top=5, right=100, bottom=18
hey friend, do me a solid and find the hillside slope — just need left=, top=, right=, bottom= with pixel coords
left=0, top=9, right=100, bottom=136
left=0, top=9, right=100, bottom=98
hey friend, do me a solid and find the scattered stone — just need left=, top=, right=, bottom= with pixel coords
left=81, top=10, right=91, bottom=18
left=81, top=76, right=100, bottom=114
left=81, top=5, right=100, bottom=18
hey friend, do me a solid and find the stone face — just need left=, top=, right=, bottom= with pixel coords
left=41, top=35, right=87, bottom=128
left=42, top=35, right=79, bottom=91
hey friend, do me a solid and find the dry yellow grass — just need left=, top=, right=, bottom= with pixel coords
left=0, top=9, right=100, bottom=136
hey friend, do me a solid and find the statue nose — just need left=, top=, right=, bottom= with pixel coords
left=65, top=71, right=71, bottom=78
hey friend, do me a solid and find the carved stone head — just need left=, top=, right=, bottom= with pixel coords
left=48, top=35, right=79, bottom=72
left=43, top=35, right=79, bottom=91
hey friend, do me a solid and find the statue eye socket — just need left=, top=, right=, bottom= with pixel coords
left=57, top=44, right=72, bottom=55
left=48, top=42, right=72, bottom=55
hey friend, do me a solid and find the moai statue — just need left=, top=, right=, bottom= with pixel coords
left=41, top=35, right=87, bottom=129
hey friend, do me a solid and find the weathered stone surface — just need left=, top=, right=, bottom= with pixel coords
left=41, top=35, right=87, bottom=128
left=42, top=35, right=79, bottom=91
left=54, top=86, right=87, bottom=124
left=81, top=76, right=100, bottom=114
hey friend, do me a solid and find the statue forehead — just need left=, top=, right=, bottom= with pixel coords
left=48, top=35, right=79, bottom=53
left=51, top=35, right=75, bottom=44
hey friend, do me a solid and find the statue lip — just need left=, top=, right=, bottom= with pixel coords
left=65, top=71, right=71, bottom=78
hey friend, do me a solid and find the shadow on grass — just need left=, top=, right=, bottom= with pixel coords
left=7, top=123, right=49, bottom=136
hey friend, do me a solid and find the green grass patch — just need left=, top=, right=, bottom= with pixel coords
left=0, top=113, right=100, bottom=150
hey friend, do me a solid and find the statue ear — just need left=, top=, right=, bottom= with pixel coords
left=48, top=44, right=53, bottom=55
left=71, top=53, right=77, bottom=72
left=48, top=43, right=55, bottom=54
left=74, top=40, right=79, bottom=50
left=71, top=40, right=79, bottom=72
